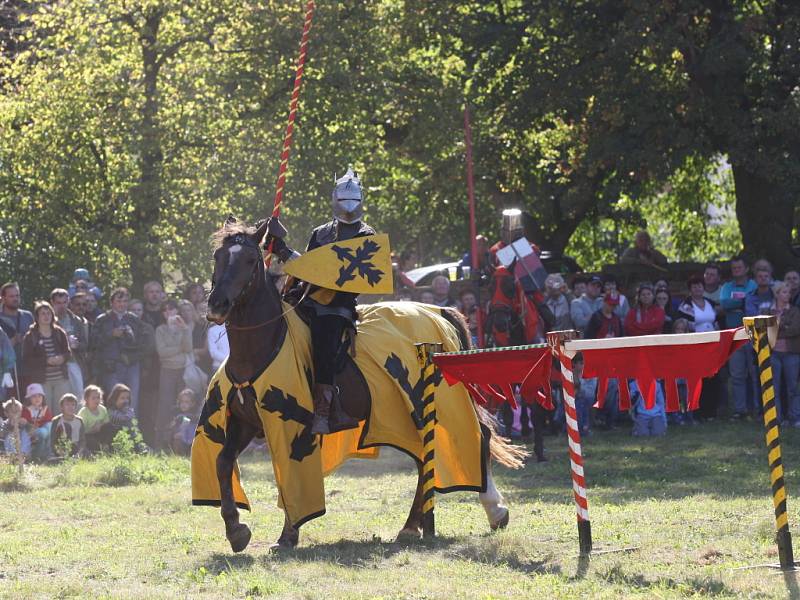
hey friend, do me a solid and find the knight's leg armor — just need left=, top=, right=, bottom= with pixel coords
left=310, top=314, right=358, bottom=434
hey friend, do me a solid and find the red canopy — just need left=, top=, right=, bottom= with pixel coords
left=574, top=328, right=747, bottom=412
left=433, top=344, right=553, bottom=409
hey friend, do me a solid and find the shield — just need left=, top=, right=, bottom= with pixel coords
left=283, top=234, right=394, bottom=295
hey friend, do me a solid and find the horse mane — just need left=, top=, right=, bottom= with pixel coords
left=210, top=220, right=258, bottom=251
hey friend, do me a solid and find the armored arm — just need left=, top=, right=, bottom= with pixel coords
left=264, top=217, right=301, bottom=263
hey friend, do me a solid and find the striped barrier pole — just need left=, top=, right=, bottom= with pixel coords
left=547, top=330, right=592, bottom=556
left=416, top=342, right=442, bottom=539
left=743, top=316, right=796, bottom=570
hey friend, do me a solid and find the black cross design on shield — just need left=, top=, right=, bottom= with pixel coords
left=331, top=238, right=385, bottom=288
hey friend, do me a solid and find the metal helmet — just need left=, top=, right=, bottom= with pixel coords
left=501, top=208, right=524, bottom=244
left=331, top=167, right=363, bottom=224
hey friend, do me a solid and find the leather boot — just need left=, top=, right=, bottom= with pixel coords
left=328, top=388, right=360, bottom=433
left=311, top=383, right=334, bottom=435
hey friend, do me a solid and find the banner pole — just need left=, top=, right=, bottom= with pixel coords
left=463, top=103, right=484, bottom=347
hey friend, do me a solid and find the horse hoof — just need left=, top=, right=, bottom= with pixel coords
left=396, top=527, right=422, bottom=542
left=268, top=539, right=297, bottom=552
left=228, top=524, right=252, bottom=553
left=490, top=508, right=510, bottom=531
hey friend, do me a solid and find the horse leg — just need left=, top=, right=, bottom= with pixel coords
left=271, top=512, right=300, bottom=550
left=397, top=460, right=424, bottom=541
left=216, top=415, right=257, bottom=552
left=478, top=430, right=510, bottom=531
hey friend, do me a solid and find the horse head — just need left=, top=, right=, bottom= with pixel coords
left=207, top=216, right=269, bottom=324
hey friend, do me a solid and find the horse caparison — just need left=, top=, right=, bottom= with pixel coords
left=204, top=217, right=526, bottom=551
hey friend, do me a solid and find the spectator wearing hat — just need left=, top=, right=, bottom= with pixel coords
left=624, top=283, right=665, bottom=336
left=21, top=301, right=72, bottom=416
left=544, top=274, right=573, bottom=331
left=20, top=383, right=52, bottom=461
left=585, top=292, right=625, bottom=340
left=68, top=268, right=103, bottom=300
left=602, top=274, right=630, bottom=320
left=620, top=230, right=668, bottom=267
left=570, top=276, right=604, bottom=333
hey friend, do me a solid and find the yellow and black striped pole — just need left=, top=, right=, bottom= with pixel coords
left=743, top=316, right=795, bottom=570
left=416, top=342, right=442, bottom=539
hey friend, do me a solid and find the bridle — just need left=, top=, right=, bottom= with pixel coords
left=212, top=233, right=306, bottom=331
left=211, top=234, right=263, bottom=322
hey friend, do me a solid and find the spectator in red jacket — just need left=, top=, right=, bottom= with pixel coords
left=624, top=282, right=666, bottom=336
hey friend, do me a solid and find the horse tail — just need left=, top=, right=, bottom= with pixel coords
left=440, top=307, right=528, bottom=470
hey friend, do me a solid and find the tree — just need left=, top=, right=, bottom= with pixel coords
left=412, top=0, right=800, bottom=271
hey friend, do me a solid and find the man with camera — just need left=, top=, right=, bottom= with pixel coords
left=91, top=287, right=145, bottom=413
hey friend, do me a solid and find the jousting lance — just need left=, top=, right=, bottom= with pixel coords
left=265, top=0, right=315, bottom=267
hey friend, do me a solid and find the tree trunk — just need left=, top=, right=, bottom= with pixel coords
left=731, top=162, right=797, bottom=274
left=128, top=11, right=164, bottom=295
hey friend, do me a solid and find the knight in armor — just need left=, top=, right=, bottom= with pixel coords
left=265, top=168, right=375, bottom=435
left=487, top=209, right=553, bottom=459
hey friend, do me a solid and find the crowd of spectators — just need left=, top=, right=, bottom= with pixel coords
left=0, top=269, right=221, bottom=462
left=2, top=232, right=799, bottom=463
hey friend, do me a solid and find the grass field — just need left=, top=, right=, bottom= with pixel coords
left=3, top=421, right=800, bottom=598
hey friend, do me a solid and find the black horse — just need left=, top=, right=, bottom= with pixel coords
left=203, top=217, right=524, bottom=551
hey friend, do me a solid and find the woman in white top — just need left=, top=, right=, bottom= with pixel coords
left=207, top=323, right=229, bottom=372
left=678, top=275, right=722, bottom=419
left=678, top=275, right=718, bottom=333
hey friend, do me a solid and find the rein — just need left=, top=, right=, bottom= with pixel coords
left=223, top=266, right=311, bottom=332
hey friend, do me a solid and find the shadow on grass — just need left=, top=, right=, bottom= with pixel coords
left=199, top=533, right=559, bottom=576
left=602, top=564, right=734, bottom=596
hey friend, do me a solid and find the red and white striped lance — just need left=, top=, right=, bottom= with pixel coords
left=265, top=0, right=315, bottom=264
left=557, top=350, right=590, bottom=522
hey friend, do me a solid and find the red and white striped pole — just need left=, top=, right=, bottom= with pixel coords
left=547, top=330, right=592, bottom=555
left=265, top=0, right=315, bottom=266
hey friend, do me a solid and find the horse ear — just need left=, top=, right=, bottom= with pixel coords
left=253, top=218, right=269, bottom=245
left=225, top=215, right=238, bottom=225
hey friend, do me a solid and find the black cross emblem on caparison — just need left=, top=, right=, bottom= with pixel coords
left=260, top=386, right=317, bottom=461
left=384, top=353, right=441, bottom=429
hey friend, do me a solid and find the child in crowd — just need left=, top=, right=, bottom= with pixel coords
left=78, top=384, right=110, bottom=453
left=21, top=383, right=53, bottom=461
left=106, top=383, right=146, bottom=451
left=170, top=388, right=198, bottom=455
left=50, top=394, right=86, bottom=458
left=2, top=397, right=30, bottom=458
left=631, top=380, right=667, bottom=437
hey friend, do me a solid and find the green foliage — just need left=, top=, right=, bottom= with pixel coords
left=0, top=0, right=797, bottom=299
left=567, top=155, right=742, bottom=270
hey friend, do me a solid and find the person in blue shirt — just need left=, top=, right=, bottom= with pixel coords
left=630, top=380, right=667, bottom=437
left=720, top=255, right=759, bottom=418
